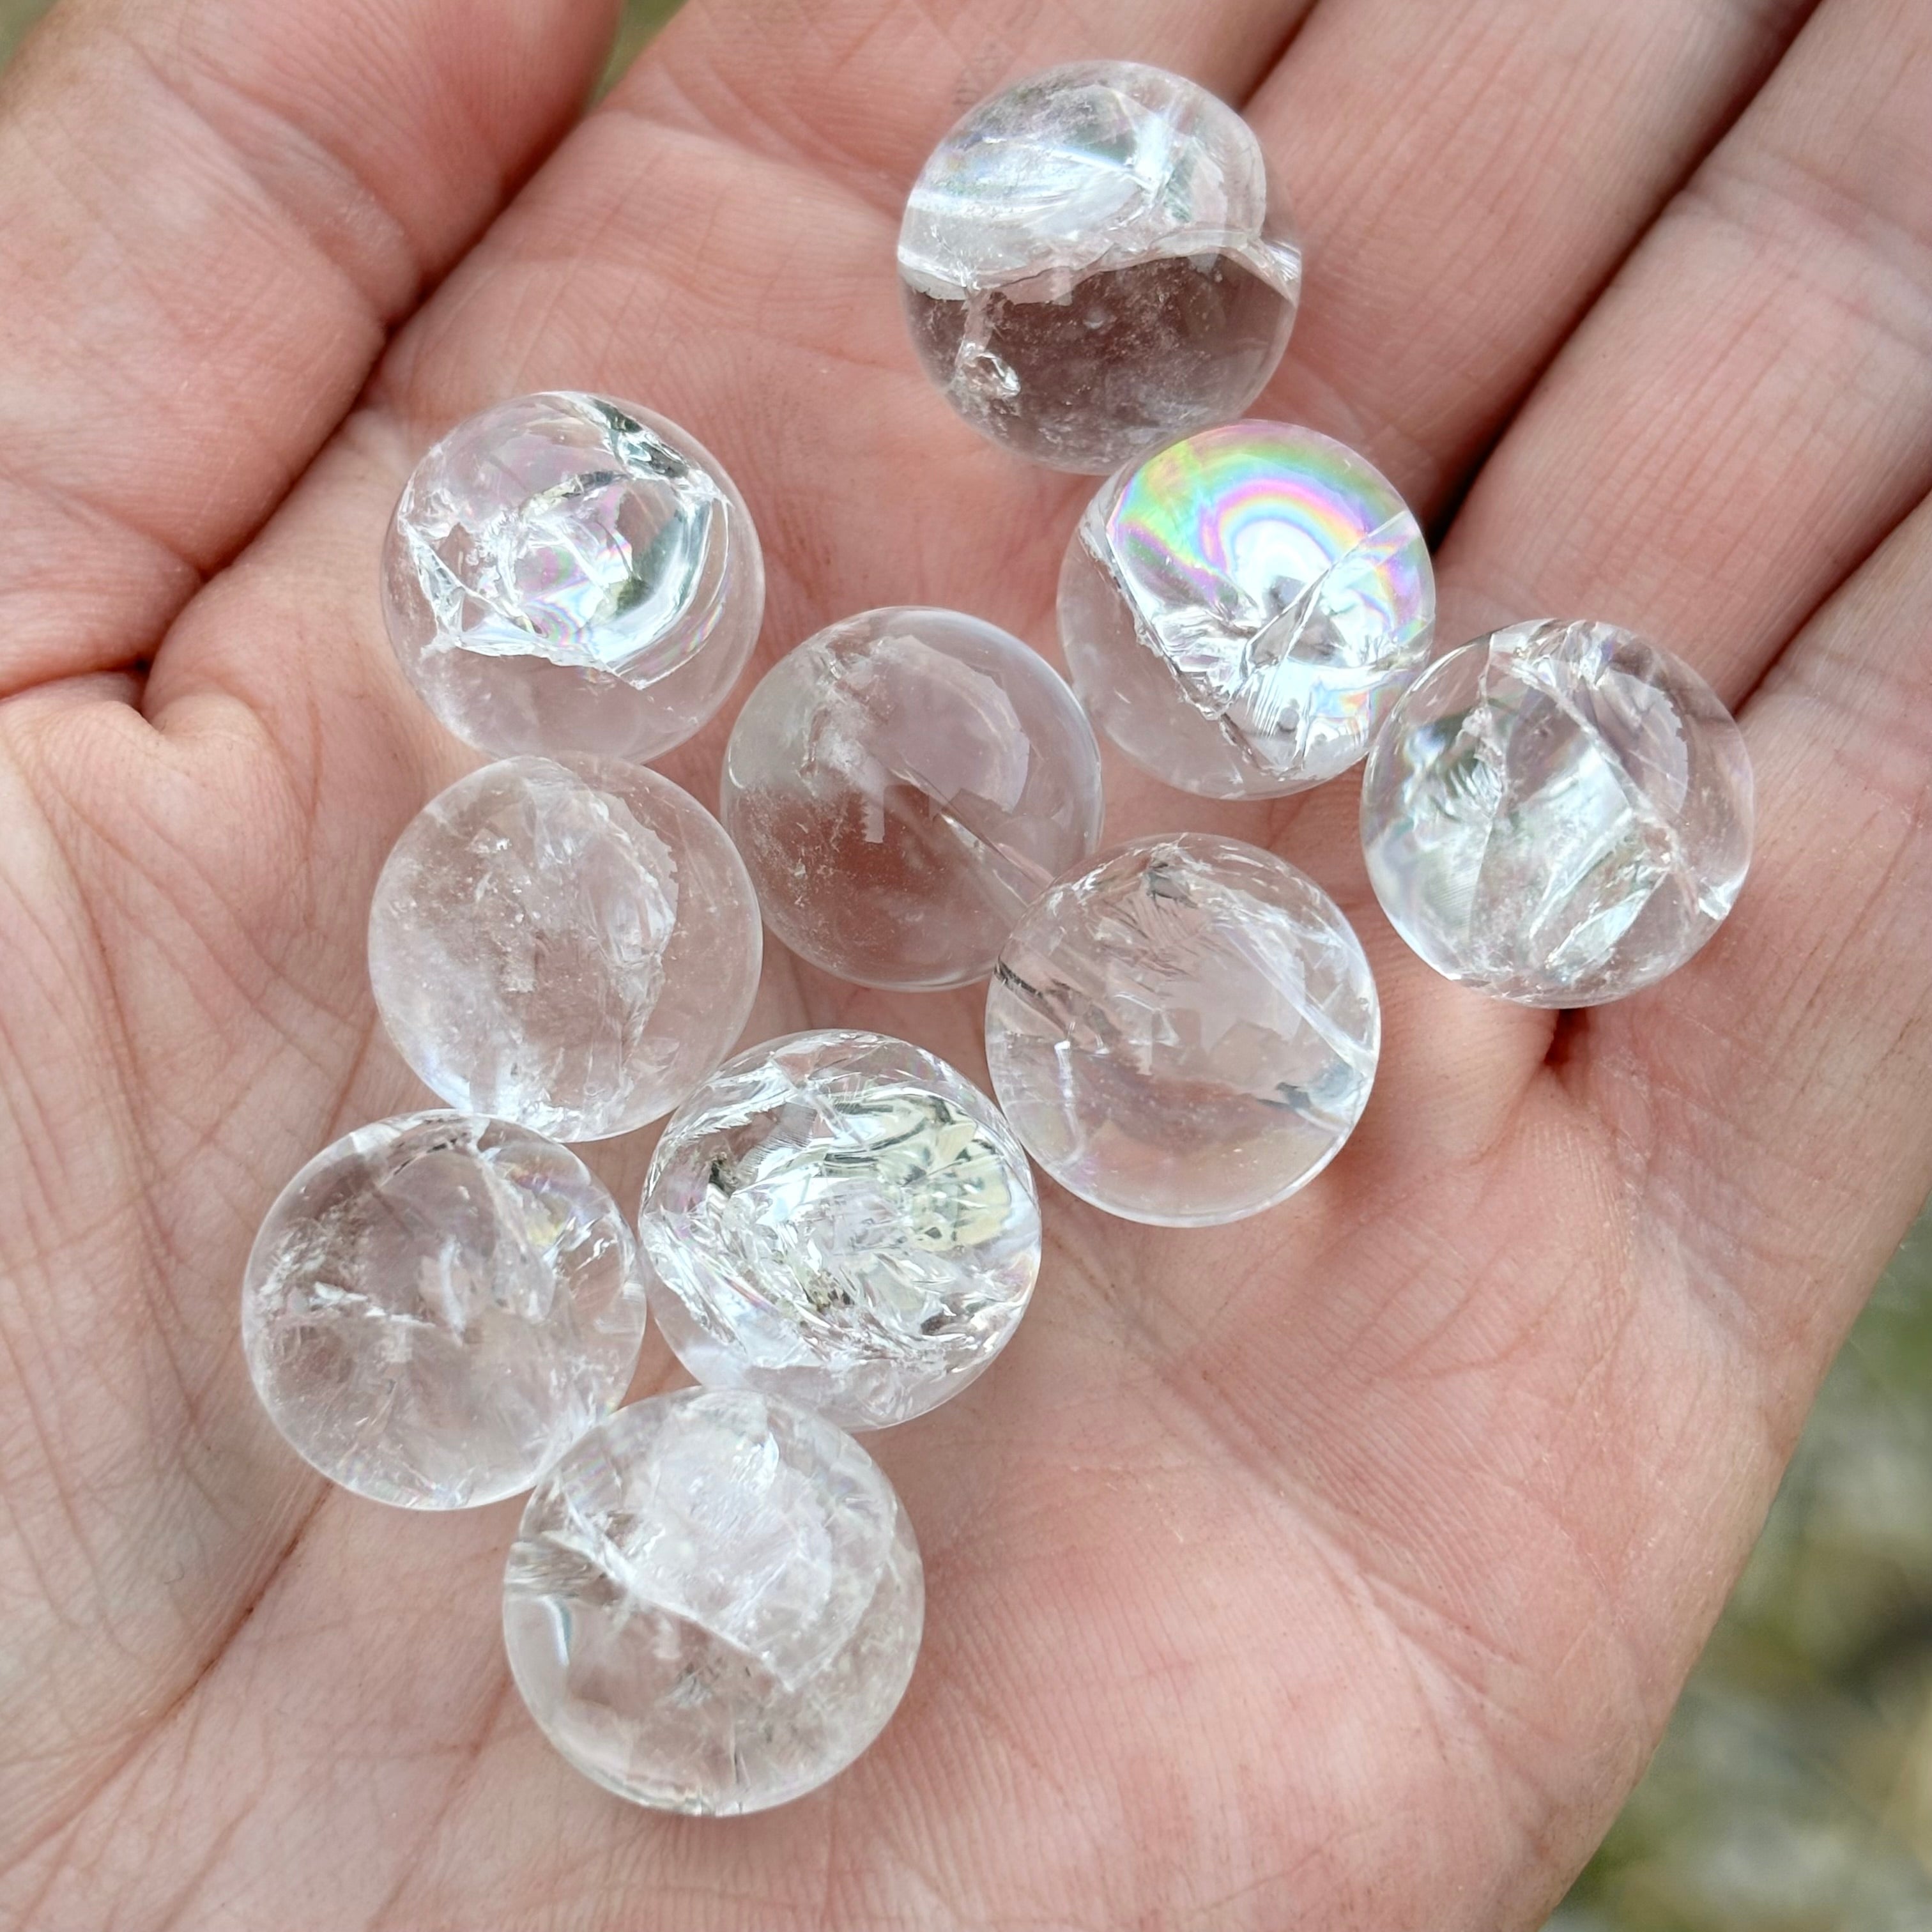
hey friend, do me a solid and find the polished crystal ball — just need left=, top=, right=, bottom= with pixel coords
left=986, top=833, right=1379, bottom=1225
left=383, top=392, right=763, bottom=761
left=1360, top=618, right=1754, bottom=1006
left=369, top=755, right=761, bottom=1140
left=503, top=1388, right=923, bottom=1814
left=638, top=1031, right=1041, bottom=1430
left=720, top=606, right=1105, bottom=990
left=241, top=1112, right=647, bottom=1509
left=898, top=61, right=1301, bottom=473
left=1060, top=421, right=1435, bottom=798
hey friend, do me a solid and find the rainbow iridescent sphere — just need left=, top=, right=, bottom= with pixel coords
left=1059, top=422, right=1434, bottom=799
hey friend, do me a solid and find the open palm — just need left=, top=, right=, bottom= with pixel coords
left=4, top=0, right=1931, bottom=1924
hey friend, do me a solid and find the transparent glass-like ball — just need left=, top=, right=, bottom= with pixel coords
left=986, top=833, right=1379, bottom=1226
left=369, top=755, right=761, bottom=1140
left=1061, top=422, right=1435, bottom=799
left=898, top=61, right=1301, bottom=473
left=720, top=607, right=1105, bottom=990
left=638, top=1031, right=1041, bottom=1430
left=241, top=1112, right=647, bottom=1509
left=503, top=1388, right=923, bottom=1814
left=1360, top=618, right=1754, bottom=1006
left=383, top=392, right=763, bottom=761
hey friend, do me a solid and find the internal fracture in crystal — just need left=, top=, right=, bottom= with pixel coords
left=1360, top=619, right=1754, bottom=1006
left=639, top=1031, right=1041, bottom=1430
left=985, top=833, right=1379, bottom=1226
left=721, top=607, right=1104, bottom=990
left=241, top=1112, right=648, bottom=1509
left=898, top=62, right=1301, bottom=472
left=368, top=755, right=760, bottom=1140
left=503, top=1389, right=923, bottom=1814
left=1061, top=422, right=1435, bottom=798
left=383, top=392, right=763, bottom=760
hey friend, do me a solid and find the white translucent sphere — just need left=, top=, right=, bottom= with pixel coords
left=503, top=1389, right=923, bottom=1814
left=1361, top=618, right=1754, bottom=1006
left=369, top=755, right=761, bottom=1140
left=986, top=834, right=1379, bottom=1225
left=899, top=61, right=1301, bottom=472
left=241, top=1112, right=647, bottom=1509
left=1059, top=422, right=1435, bottom=799
left=720, top=606, right=1105, bottom=990
left=638, top=1031, right=1041, bottom=1430
left=383, top=392, right=763, bottom=761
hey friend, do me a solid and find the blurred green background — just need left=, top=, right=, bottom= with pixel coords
left=3, top=0, right=1929, bottom=1922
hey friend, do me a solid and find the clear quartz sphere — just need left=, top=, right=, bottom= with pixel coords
left=1061, top=421, right=1435, bottom=798
left=986, top=832, right=1379, bottom=1226
left=241, top=1112, right=647, bottom=1509
left=368, top=755, right=761, bottom=1140
left=383, top=392, right=763, bottom=761
left=898, top=61, right=1301, bottom=473
left=638, top=1031, right=1041, bottom=1431
left=1360, top=618, right=1754, bottom=1006
left=720, top=606, right=1105, bottom=990
left=503, top=1388, right=923, bottom=1814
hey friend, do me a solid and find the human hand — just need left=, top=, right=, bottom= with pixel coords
left=2, top=0, right=1929, bottom=1924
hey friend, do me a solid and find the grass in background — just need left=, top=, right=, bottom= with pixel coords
left=2, top=0, right=1930, bottom=1919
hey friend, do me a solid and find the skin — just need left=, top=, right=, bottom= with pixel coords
left=0, top=0, right=1929, bottom=1923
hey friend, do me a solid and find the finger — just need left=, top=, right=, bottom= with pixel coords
left=1404, top=0, right=1932, bottom=1273
left=1245, top=0, right=1820, bottom=509
left=1436, top=0, right=1932, bottom=701
left=622, top=0, right=1315, bottom=214
left=1566, top=498, right=1932, bottom=1423
left=0, top=0, right=620, bottom=699
left=1321, top=0, right=1932, bottom=1172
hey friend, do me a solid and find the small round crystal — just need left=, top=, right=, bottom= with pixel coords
left=503, top=1389, right=923, bottom=1814
left=368, top=755, right=761, bottom=1140
left=241, top=1112, right=647, bottom=1509
left=1360, top=618, right=1754, bottom=1006
left=986, top=833, right=1380, bottom=1226
left=1060, top=421, right=1434, bottom=798
left=720, top=606, right=1104, bottom=990
left=383, top=392, right=763, bottom=761
left=898, top=61, right=1301, bottom=473
left=638, top=1031, right=1041, bottom=1430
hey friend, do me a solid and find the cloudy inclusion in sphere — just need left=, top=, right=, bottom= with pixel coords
left=639, top=1031, right=1041, bottom=1430
left=503, top=1389, right=923, bottom=1814
left=721, top=607, right=1105, bottom=990
left=986, top=833, right=1379, bottom=1226
left=241, top=1112, right=648, bottom=1509
left=383, top=392, right=763, bottom=761
left=1360, top=618, right=1754, bottom=1006
left=1061, top=421, right=1434, bottom=799
left=898, top=61, right=1301, bottom=473
left=368, top=755, right=761, bottom=1141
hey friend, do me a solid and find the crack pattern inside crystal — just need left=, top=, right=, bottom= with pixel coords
left=502, top=1391, right=923, bottom=1814
left=241, top=1113, right=647, bottom=1509
left=640, top=1032, right=1040, bottom=1430
left=397, top=394, right=724, bottom=683
left=721, top=609, right=1103, bottom=990
left=985, top=833, right=1379, bottom=1226
left=1361, top=620, right=1754, bottom=1006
